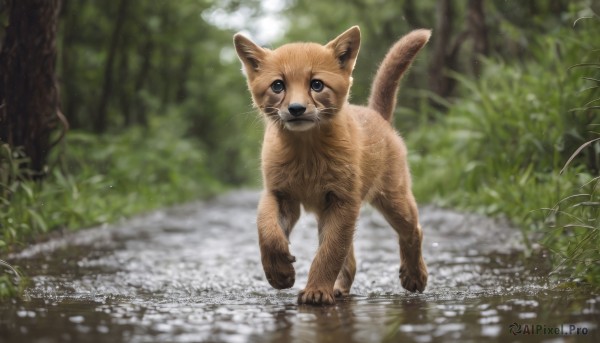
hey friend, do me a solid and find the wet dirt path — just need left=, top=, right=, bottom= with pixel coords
left=1, top=190, right=598, bottom=342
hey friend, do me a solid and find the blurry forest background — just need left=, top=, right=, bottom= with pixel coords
left=0, top=0, right=599, bottom=294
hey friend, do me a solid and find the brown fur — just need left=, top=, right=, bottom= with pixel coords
left=234, top=27, right=430, bottom=305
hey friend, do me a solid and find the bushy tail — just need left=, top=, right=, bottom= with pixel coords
left=368, top=29, right=431, bottom=123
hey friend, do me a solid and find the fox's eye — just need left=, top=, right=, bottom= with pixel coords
left=271, top=80, right=285, bottom=93
left=311, top=79, right=324, bottom=92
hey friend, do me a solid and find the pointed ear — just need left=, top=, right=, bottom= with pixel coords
left=325, top=26, right=361, bottom=73
left=233, top=33, right=266, bottom=78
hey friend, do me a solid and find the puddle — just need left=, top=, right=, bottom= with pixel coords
left=1, top=190, right=598, bottom=342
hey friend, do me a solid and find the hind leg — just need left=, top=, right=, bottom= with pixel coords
left=371, top=189, right=427, bottom=293
left=334, top=242, right=356, bottom=297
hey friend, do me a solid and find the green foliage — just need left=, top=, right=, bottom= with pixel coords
left=0, top=259, right=25, bottom=300
left=540, top=16, right=600, bottom=285
left=57, top=0, right=261, bottom=186
left=541, top=176, right=599, bottom=285
left=407, top=21, right=599, bottom=284
left=0, top=113, right=222, bottom=251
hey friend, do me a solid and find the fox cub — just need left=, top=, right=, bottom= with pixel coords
left=234, top=27, right=430, bottom=305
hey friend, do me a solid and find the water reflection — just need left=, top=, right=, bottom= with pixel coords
left=2, top=290, right=598, bottom=343
left=1, top=191, right=599, bottom=342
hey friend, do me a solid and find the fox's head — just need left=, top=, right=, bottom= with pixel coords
left=234, top=27, right=360, bottom=132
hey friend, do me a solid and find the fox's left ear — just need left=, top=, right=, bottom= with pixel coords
left=326, top=26, right=361, bottom=73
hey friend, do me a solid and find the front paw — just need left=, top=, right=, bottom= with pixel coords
left=399, top=258, right=428, bottom=293
left=298, top=286, right=335, bottom=305
left=262, top=250, right=296, bottom=289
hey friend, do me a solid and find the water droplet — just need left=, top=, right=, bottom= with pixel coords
left=69, top=315, right=85, bottom=323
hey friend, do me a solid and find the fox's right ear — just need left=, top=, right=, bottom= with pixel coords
left=233, top=34, right=266, bottom=78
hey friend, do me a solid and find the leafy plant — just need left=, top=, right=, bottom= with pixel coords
left=0, top=259, right=26, bottom=300
left=541, top=174, right=599, bottom=285
left=1, top=112, right=223, bottom=251
left=539, top=16, right=600, bottom=285
left=406, top=19, right=599, bottom=285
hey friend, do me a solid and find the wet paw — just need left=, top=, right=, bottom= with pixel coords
left=262, top=251, right=296, bottom=290
left=298, top=287, right=335, bottom=305
left=333, top=288, right=349, bottom=298
left=399, top=259, right=428, bottom=293
left=333, top=281, right=350, bottom=298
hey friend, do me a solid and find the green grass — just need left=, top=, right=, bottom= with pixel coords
left=405, top=24, right=599, bottom=286
left=1, top=114, right=223, bottom=250
left=0, top=113, right=224, bottom=299
left=0, top=259, right=26, bottom=299
left=540, top=175, right=599, bottom=285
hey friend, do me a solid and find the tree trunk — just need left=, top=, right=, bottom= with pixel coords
left=175, top=50, right=192, bottom=104
left=95, top=0, right=128, bottom=133
left=133, top=35, right=153, bottom=127
left=428, top=0, right=472, bottom=110
left=467, top=0, right=488, bottom=77
left=0, top=0, right=64, bottom=177
left=159, top=9, right=172, bottom=112
left=428, top=0, right=455, bottom=102
left=60, top=0, right=81, bottom=129
left=117, top=37, right=131, bottom=127
left=402, top=0, right=424, bottom=29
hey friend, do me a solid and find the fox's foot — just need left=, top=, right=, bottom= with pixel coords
left=399, top=257, right=428, bottom=293
left=262, top=250, right=296, bottom=289
left=298, top=286, right=335, bottom=305
left=333, top=281, right=350, bottom=298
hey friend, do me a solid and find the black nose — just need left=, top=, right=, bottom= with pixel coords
left=288, top=103, right=306, bottom=117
